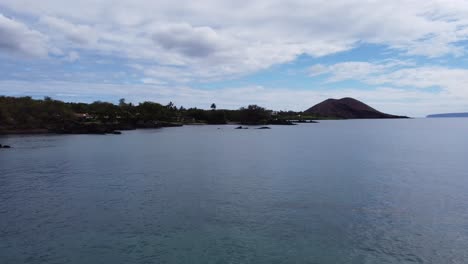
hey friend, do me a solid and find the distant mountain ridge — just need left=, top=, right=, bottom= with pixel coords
left=304, top=97, right=407, bottom=119
left=427, top=113, right=468, bottom=118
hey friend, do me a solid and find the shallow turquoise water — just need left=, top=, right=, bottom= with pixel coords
left=1, top=119, right=468, bottom=263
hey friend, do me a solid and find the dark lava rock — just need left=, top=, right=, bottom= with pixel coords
left=268, top=119, right=296, bottom=125
left=235, top=126, right=243, bottom=129
left=136, top=121, right=183, bottom=129
left=51, top=122, right=114, bottom=134
left=0, top=144, right=11, bottom=148
left=257, top=127, right=271, bottom=129
left=295, top=120, right=318, bottom=123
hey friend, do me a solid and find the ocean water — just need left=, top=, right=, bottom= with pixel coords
left=1, top=119, right=468, bottom=264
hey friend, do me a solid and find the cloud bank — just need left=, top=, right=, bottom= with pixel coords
left=0, top=0, right=468, bottom=116
left=0, top=14, right=48, bottom=57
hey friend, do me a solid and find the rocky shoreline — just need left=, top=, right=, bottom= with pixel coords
left=0, top=121, right=184, bottom=135
left=0, top=120, right=316, bottom=135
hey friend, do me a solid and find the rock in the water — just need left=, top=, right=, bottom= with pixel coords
left=112, top=131, right=122, bottom=135
left=1, top=144, right=11, bottom=148
left=235, top=126, right=243, bottom=129
left=268, top=119, right=296, bottom=125
left=295, top=120, right=318, bottom=123
left=257, top=126, right=271, bottom=129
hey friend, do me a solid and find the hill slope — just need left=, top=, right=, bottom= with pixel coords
left=304, top=97, right=407, bottom=119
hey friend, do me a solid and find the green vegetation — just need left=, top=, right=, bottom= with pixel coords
left=0, top=96, right=74, bottom=131
left=0, top=96, right=309, bottom=134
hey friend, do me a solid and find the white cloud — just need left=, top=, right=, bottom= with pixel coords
left=65, top=51, right=79, bottom=62
left=310, top=62, right=387, bottom=82
left=0, top=14, right=48, bottom=57
left=310, top=61, right=468, bottom=99
left=369, top=67, right=468, bottom=97
left=39, top=16, right=98, bottom=45
left=1, top=1, right=468, bottom=115
left=2, top=0, right=468, bottom=80
left=152, top=23, right=225, bottom=58
left=140, top=78, right=167, bottom=85
left=309, top=60, right=414, bottom=82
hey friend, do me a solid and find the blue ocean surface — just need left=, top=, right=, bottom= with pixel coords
left=1, top=119, right=468, bottom=263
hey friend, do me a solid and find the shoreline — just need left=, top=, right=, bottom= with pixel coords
left=0, top=118, right=430, bottom=136
left=0, top=129, right=51, bottom=135
left=0, top=122, right=304, bottom=136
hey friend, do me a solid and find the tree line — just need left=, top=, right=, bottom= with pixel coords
left=0, top=96, right=304, bottom=132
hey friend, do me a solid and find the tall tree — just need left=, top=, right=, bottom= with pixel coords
left=119, top=98, right=127, bottom=107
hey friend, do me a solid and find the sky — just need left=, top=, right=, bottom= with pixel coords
left=1, top=0, right=468, bottom=117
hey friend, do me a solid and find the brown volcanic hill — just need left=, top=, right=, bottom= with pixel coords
left=304, top=97, right=407, bottom=119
